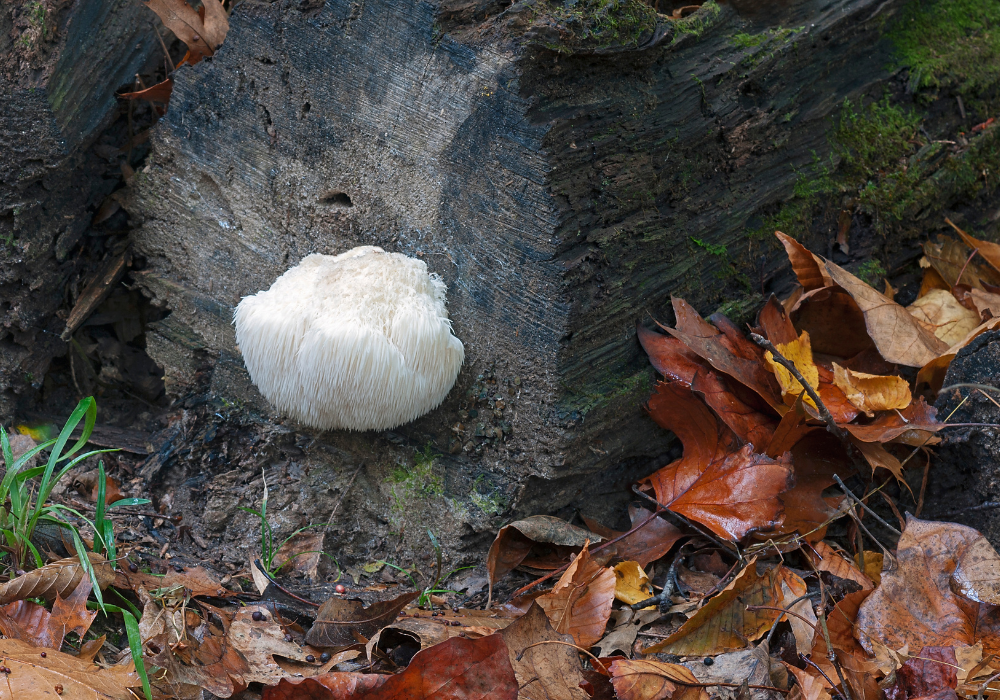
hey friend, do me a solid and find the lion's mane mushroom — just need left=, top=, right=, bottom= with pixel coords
left=234, top=246, right=464, bottom=431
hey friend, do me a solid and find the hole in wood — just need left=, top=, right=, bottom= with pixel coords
left=319, top=191, right=353, bottom=207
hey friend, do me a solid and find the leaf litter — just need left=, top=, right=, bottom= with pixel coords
left=5, top=230, right=1000, bottom=700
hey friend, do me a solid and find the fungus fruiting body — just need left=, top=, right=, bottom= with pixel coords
left=234, top=246, right=464, bottom=431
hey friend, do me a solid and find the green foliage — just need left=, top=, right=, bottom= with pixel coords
left=891, top=0, right=1000, bottom=98
left=672, top=0, right=721, bottom=41
left=856, top=259, right=888, bottom=285
left=536, top=0, right=659, bottom=52
left=388, top=445, right=444, bottom=513
left=836, top=96, right=920, bottom=181
left=690, top=236, right=727, bottom=257
left=378, top=530, right=472, bottom=608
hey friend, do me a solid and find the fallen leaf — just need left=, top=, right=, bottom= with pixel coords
left=775, top=431, right=851, bottom=537
left=851, top=437, right=907, bottom=484
left=643, top=383, right=792, bottom=541
left=228, top=604, right=328, bottom=684
left=952, top=534, right=1000, bottom=606
left=272, top=530, right=325, bottom=580
left=594, top=609, right=660, bottom=658
left=582, top=505, right=685, bottom=568
left=757, top=296, right=799, bottom=346
left=809, top=590, right=870, bottom=678
left=815, top=366, right=861, bottom=423
left=790, top=286, right=876, bottom=359
left=536, top=543, right=616, bottom=649
left=886, top=646, right=958, bottom=700
left=638, top=323, right=706, bottom=386
left=784, top=664, right=832, bottom=700
left=842, top=397, right=943, bottom=445
left=0, top=637, right=139, bottom=699
left=500, top=603, right=589, bottom=700
left=855, top=552, right=883, bottom=586
left=610, top=658, right=710, bottom=700
left=306, top=591, right=420, bottom=648
left=777, top=569, right=817, bottom=654
left=365, top=634, right=518, bottom=700
left=970, top=288, right=1000, bottom=319
left=691, top=369, right=777, bottom=450
left=832, top=363, right=912, bottom=416
left=807, top=542, right=873, bottom=591
left=120, top=79, right=174, bottom=103
left=907, top=289, right=981, bottom=345
left=144, top=0, right=220, bottom=60
left=0, top=553, right=114, bottom=604
left=922, top=236, right=1000, bottom=291
left=642, top=560, right=784, bottom=656
left=764, top=331, right=820, bottom=409
left=115, top=564, right=228, bottom=597
left=613, top=562, right=653, bottom=607
left=368, top=606, right=517, bottom=653
left=948, top=219, right=1000, bottom=279
left=856, top=516, right=992, bottom=654
left=765, top=396, right=814, bottom=458
left=825, top=261, right=950, bottom=366
left=916, top=316, right=1000, bottom=393
left=263, top=673, right=387, bottom=700
left=775, top=232, right=831, bottom=291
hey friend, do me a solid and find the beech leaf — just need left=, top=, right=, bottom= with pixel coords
left=831, top=363, right=911, bottom=416
left=306, top=591, right=420, bottom=648
left=907, top=289, right=981, bottom=346
left=0, top=553, right=114, bottom=604
left=609, top=659, right=710, bottom=700
left=764, top=331, right=819, bottom=409
left=500, top=603, right=589, bottom=700
left=775, top=232, right=831, bottom=291
left=0, top=637, right=139, bottom=699
left=613, top=562, right=654, bottom=607
left=824, top=261, right=949, bottom=367
left=536, top=542, right=616, bottom=649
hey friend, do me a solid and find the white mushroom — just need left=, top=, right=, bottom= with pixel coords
left=234, top=246, right=464, bottom=431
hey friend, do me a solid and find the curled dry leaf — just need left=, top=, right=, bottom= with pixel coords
left=757, top=295, right=799, bottom=346
left=825, top=261, right=949, bottom=367
left=368, top=606, right=517, bottom=654
left=609, top=658, right=711, bottom=700
left=613, top=561, right=653, bottom=607
left=306, top=591, right=420, bottom=648
left=764, top=331, right=819, bottom=409
left=807, top=541, right=873, bottom=591
left=487, top=515, right=604, bottom=601
left=500, top=603, right=589, bottom=700
left=642, top=559, right=784, bottom=656
left=536, top=542, right=616, bottom=649
left=120, top=79, right=174, bottom=103
left=0, top=637, right=139, bottom=699
left=832, top=363, right=911, bottom=415
left=775, top=232, right=831, bottom=291
left=0, top=553, right=114, bottom=604
left=643, top=382, right=792, bottom=541
left=907, top=289, right=981, bottom=346
left=921, top=236, right=1000, bottom=291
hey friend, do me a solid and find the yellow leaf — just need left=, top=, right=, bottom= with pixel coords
left=764, top=331, right=819, bottom=409
left=832, top=364, right=912, bottom=416
left=854, top=551, right=883, bottom=586
left=907, top=289, right=981, bottom=346
left=614, top=561, right=654, bottom=608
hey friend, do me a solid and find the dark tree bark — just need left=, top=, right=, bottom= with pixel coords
left=126, top=0, right=912, bottom=557
left=0, top=0, right=158, bottom=415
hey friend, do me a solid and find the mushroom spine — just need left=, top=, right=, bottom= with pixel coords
left=234, top=246, right=465, bottom=431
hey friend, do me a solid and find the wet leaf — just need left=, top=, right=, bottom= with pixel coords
left=536, top=543, right=616, bottom=649
left=487, top=516, right=604, bottom=600
left=365, top=634, right=518, bottom=700
left=582, top=506, right=685, bottom=568
left=120, top=79, right=174, bottom=103
left=757, top=295, right=799, bottom=346
left=807, top=542, right=873, bottom=591
left=272, top=530, right=325, bottom=580
left=613, top=562, right=653, bottom=607
left=306, top=591, right=420, bottom=648
left=953, top=534, right=1000, bottom=605
left=638, top=323, right=706, bottom=386
left=775, top=232, right=831, bottom=291
left=263, top=673, right=387, bottom=700
left=832, top=363, right=912, bottom=416
left=0, top=637, right=139, bottom=699
left=825, top=261, right=949, bottom=367
left=842, top=398, right=943, bottom=445
left=691, top=370, right=777, bottom=450
left=791, top=287, right=876, bottom=359
left=641, top=560, right=784, bottom=656
left=0, top=553, right=114, bottom=604
left=609, top=658, right=710, bottom=700
left=809, top=590, right=870, bottom=678
left=856, top=516, right=992, bottom=654
left=643, top=383, right=792, bottom=541
left=886, top=646, right=958, bottom=700
left=500, top=603, right=589, bottom=700
left=907, top=289, right=981, bottom=346
left=774, top=432, right=850, bottom=537
left=764, top=331, right=820, bottom=409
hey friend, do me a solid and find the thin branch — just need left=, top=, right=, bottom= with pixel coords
left=832, top=474, right=902, bottom=537
left=253, top=559, right=319, bottom=607
left=800, top=655, right=846, bottom=700
left=517, top=641, right=609, bottom=675
left=747, top=604, right=817, bottom=633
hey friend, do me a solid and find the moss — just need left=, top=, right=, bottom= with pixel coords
left=672, top=1, right=721, bottom=42
left=559, top=365, right=655, bottom=417
left=856, top=259, right=888, bottom=285
left=690, top=236, right=727, bottom=257
left=528, top=0, right=659, bottom=53
left=715, top=293, right=764, bottom=327
left=891, top=0, right=1000, bottom=99
left=386, top=445, right=444, bottom=527
left=835, top=96, right=921, bottom=181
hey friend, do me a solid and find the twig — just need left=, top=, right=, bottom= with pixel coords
left=510, top=505, right=667, bottom=599
left=805, top=552, right=856, bottom=700
left=846, top=507, right=896, bottom=566
left=978, top=670, right=1000, bottom=700
left=915, top=447, right=931, bottom=517
left=631, top=556, right=680, bottom=610
left=747, top=604, right=817, bottom=633
left=253, top=559, right=319, bottom=607
left=750, top=334, right=866, bottom=472
left=152, top=23, right=175, bottom=72
left=631, top=484, right=739, bottom=555
left=764, top=593, right=813, bottom=645
left=609, top=672, right=789, bottom=695
left=940, top=383, right=1000, bottom=395
left=832, top=474, right=902, bottom=537
left=517, top=641, right=608, bottom=675
left=955, top=247, right=980, bottom=286
left=800, top=655, right=846, bottom=700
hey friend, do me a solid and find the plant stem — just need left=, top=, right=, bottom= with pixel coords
left=832, top=474, right=901, bottom=536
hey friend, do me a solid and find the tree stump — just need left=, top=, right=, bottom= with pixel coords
left=127, top=0, right=913, bottom=557
left=0, top=0, right=157, bottom=414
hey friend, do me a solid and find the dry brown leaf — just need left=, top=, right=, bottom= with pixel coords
left=855, top=552, right=883, bottom=586
left=808, top=542, right=873, bottom=591
left=500, top=603, right=589, bottom=700
left=952, top=534, right=1000, bottom=606
left=907, top=289, right=981, bottom=345
left=825, top=261, right=949, bottom=366
left=831, top=363, right=911, bottom=416
left=922, top=236, right=1000, bottom=291
left=120, top=78, right=174, bottom=103
left=948, top=219, right=1000, bottom=278
left=228, top=604, right=328, bottom=684
left=777, top=569, right=816, bottom=654
left=856, top=516, right=995, bottom=654
left=850, top=437, right=906, bottom=485
left=144, top=0, right=220, bottom=59
left=115, top=564, right=228, bottom=597
left=582, top=505, right=685, bottom=568
left=306, top=591, right=420, bottom=648
left=536, top=543, right=616, bottom=649
left=970, top=288, right=1000, bottom=319
left=765, top=331, right=820, bottom=409
left=809, top=589, right=870, bottom=679
left=272, top=530, right=324, bottom=580
left=595, top=608, right=660, bottom=658
left=613, top=561, right=653, bottom=607
left=0, top=553, right=114, bottom=604
left=369, top=606, right=517, bottom=654
left=785, top=664, right=832, bottom=700
left=842, top=397, right=942, bottom=445
left=775, top=232, right=831, bottom=291
left=0, top=637, right=139, bottom=699
left=610, top=659, right=710, bottom=700
left=791, top=286, right=876, bottom=359
left=641, top=559, right=784, bottom=656
left=263, top=673, right=387, bottom=700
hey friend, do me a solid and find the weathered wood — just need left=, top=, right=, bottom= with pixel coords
left=0, top=0, right=157, bottom=415
left=127, top=0, right=912, bottom=556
